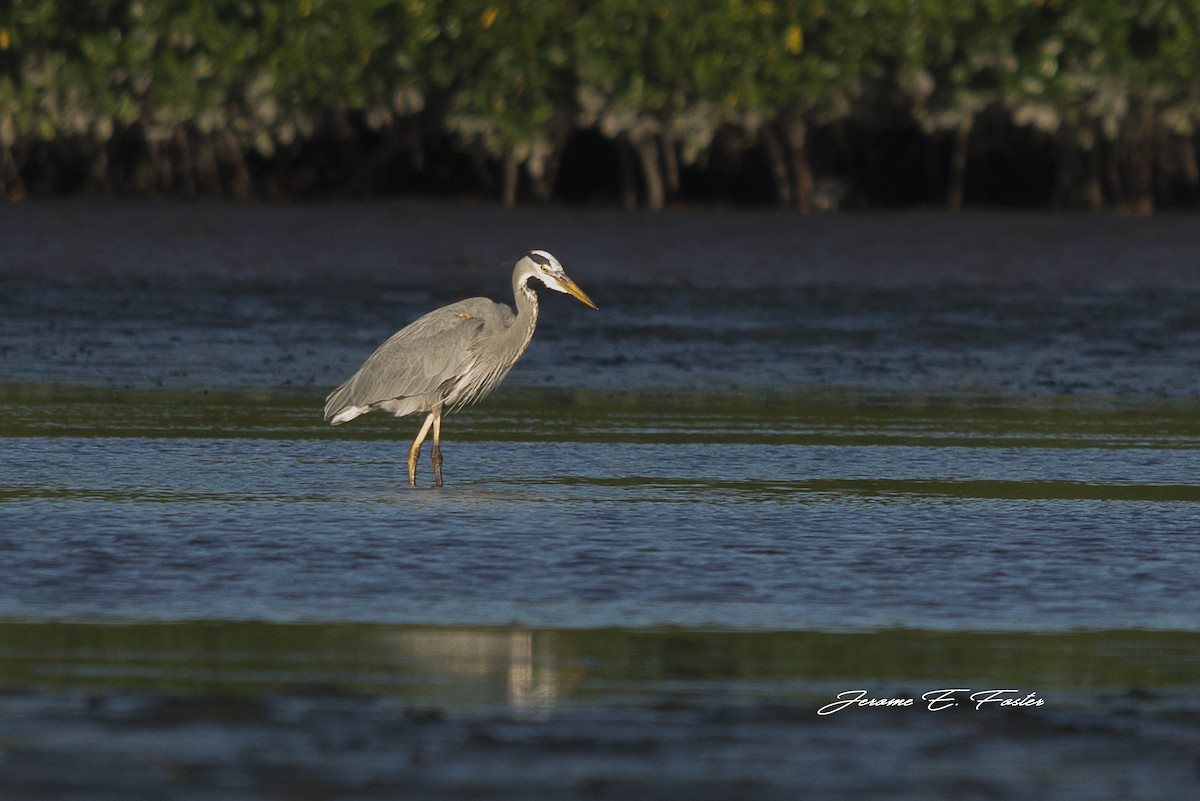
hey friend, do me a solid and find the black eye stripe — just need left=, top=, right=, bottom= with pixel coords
left=528, top=252, right=553, bottom=267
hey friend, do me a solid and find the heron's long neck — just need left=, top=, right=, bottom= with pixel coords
left=511, top=271, right=540, bottom=352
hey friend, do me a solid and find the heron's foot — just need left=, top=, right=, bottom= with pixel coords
left=431, top=443, right=444, bottom=487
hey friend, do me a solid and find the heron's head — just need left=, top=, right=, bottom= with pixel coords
left=519, top=250, right=598, bottom=309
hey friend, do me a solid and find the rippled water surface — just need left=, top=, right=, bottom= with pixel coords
left=2, top=203, right=1199, bottom=799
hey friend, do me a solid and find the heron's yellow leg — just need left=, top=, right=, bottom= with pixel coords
left=407, top=412, right=436, bottom=487
left=430, top=406, right=444, bottom=487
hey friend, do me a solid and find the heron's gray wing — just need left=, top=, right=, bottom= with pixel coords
left=324, top=298, right=509, bottom=421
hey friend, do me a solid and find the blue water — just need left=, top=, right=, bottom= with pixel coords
left=4, top=430, right=1198, bottom=631
left=3, top=206, right=1200, bottom=632
left=2, top=203, right=1199, bottom=800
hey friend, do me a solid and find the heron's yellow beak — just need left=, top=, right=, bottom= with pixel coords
left=561, top=276, right=598, bottom=309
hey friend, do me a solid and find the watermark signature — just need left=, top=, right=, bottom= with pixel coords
left=817, top=688, right=1045, bottom=716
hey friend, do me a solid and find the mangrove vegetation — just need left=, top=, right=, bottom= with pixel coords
left=2, top=0, right=1200, bottom=209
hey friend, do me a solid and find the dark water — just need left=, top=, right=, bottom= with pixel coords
left=2, top=203, right=1199, bottom=799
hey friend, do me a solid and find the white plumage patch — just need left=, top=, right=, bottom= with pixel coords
left=329, top=406, right=367, bottom=425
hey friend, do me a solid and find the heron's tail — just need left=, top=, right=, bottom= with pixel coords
left=324, top=382, right=365, bottom=425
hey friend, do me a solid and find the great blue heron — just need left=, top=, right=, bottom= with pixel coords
left=324, top=250, right=597, bottom=486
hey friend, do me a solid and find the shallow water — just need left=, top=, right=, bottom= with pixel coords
left=2, top=202, right=1199, bottom=799
left=3, top=395, right=1200, bottom=632
left=3, top=621, right=1199, bottom=800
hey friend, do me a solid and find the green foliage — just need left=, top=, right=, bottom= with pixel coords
left=0, top=0, right=1198, bottom=205
left=435, top=0, right=576, bottom=170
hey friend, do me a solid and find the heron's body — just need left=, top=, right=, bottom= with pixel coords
left=324, top=250, right=595, bottom=486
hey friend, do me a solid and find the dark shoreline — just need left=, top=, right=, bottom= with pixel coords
left=3, top=200, right=1200, bottom=288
